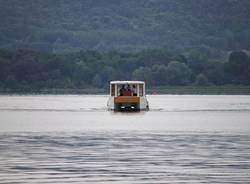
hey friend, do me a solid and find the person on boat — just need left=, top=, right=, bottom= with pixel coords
left=127, top=84, right=132, bottom=96
left=132, top=85, right=137, bottom=96
left=121, top=84, right=132, bottom=96
left=119, top=85, right=125, bottom=96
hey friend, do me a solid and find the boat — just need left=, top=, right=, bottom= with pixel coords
left=107, top=81, right=149, bottom=111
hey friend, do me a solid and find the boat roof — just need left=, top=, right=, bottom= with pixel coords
left=110, top=81, right=145, bottom=85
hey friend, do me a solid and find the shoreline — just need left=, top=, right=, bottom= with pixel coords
left=147, top=85, right=250, bottom=95
left=0, top=85, right=250, bottom=95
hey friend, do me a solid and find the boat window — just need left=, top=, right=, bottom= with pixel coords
left=118, top=84, right=132, bottom=96
left=131, top=84, right=137, bottom=96
left=139, top=84, right=144, bottom=96
left=111, top=84, right=115, bottom=96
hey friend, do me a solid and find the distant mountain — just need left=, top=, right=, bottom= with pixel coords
left=1, top=0, right=250, bottom=57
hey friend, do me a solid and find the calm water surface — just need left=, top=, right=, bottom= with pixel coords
left=0, top=95, right=250, bottom=183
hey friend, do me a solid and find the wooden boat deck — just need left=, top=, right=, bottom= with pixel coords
left=114, top=96, right=139, bottom=103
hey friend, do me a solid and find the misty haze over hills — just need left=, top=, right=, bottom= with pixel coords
left=1, top=0, right=250, bottom=57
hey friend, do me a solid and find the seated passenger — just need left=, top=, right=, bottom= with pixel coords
left=119, top=85, right=125, bottom=96
left=123, top=84, right=132, bottom=96
left=127, top=84, right=131, bottom=92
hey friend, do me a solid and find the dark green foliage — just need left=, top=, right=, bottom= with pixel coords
left=1, top=0, right=250, bottom=90
left=151, top=65, right=168, bottom=86
left=132, top=66, right=152, bottom=86
left=92, top=74, right=102, bottom=88
left=165, top=61, right=191, bottom=85
left=195, top=74, right=209, bottom=86
left=224, top=51, right=250, bottom=84
left=0, top=0, right=250, bottom=55
left=204, top=62, right=226, bottom=85
left=0, top=49, right=249, bottom=90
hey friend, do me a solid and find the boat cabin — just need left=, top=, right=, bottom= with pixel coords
left=107, top=81, right=149, bottom=111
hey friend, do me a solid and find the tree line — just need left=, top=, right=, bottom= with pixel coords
left=0, top=49, right=250, bottom=90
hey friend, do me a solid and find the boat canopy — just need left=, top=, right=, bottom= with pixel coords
left=109, top=81, right=146, bottom=97
left=110, top=81, right=145, bottom=85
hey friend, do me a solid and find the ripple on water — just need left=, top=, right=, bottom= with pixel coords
left=0, top=132, right=250, bottom=183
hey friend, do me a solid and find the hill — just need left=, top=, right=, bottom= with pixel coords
left=1, top=0, right=250, bottom=57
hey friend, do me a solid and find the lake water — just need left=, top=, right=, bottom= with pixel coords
left=0, top=95, right=250, bottom=183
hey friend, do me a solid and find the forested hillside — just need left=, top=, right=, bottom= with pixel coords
left=1, top=0, right=250, bottom=57
left=0, top=49, right=249, bottom=90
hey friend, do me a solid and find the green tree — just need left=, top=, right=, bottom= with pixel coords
left=225, top=51, right=250, bottom=84
left=166, top=61, right=191, bottom=85
left=187, top=51, right=209, bottom=82
left=132, top=66, right=152, bottom=85
left=151, top=64, right=168, bottom=86
left=195, top=73, right=209, bottom=86
left=72, top=62, right=92, bottom=87
left=5, top=75, right=17, bottom=89
left=204, top=62, right=225, bottom=85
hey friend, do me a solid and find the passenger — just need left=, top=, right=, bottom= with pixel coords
left=127, top=84, right=132, bottom=96
left=132, top=85, right=137, bottom=96
left=122, top=84, right=132, bottom=96
left=119, top=85, right=125, bottom=96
